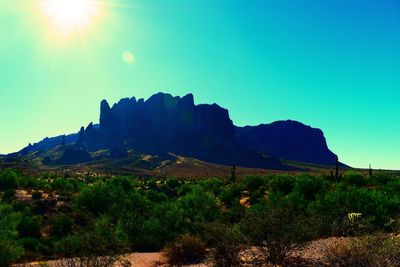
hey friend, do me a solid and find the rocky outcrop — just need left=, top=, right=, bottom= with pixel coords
left=236, top=120, right=337, bottom=165
left=15, top=93, right=342, bottom=169
left=78, top=93, right=288, bottom=169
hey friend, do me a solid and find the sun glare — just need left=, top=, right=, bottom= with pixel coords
left=40, top=0, right=101, bottom=35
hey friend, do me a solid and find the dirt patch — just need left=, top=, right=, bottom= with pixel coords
left=14, top=237, right=348, bottom=267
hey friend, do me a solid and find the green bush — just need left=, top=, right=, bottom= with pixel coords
left=2, top=189, right=16, bottom=203
left=239, top=176, right=268, bottom=193
left=0, top=203, right=24, bottom=266
left=18, top=176, right=39, bottom=189
left=51, top=178, right=76, bottom=192
left=0, top=169, right=19, bottom=191
left=341, top=172, right=367, bottom=187
left=311, top=186, right=399, bottom=235
left=18, top=237, right=40, bottom=252
left=293, top=174, right=327, bottom=201
left=199, top=178, right=224, bottom=196
left=74, top=182, right=110, bottom=215
left=242, top=195, right=316, bottom=265
left=55, top=217, right=129, bottom=266
left=18, top=215, right=42, bottom=238
left=50, top=214, right=73, bottom=237
left=218, top=185, right=241, bottom=208
left=206, top=223, right=244, bottom=267
left=268, top=175, right=295, bottom=195
left=176, top=187, right=219, bottom=233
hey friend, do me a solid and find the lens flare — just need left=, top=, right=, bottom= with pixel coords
left=122, top=51, right=135, bottom=64
left=40, top=0, right=101, bottom=35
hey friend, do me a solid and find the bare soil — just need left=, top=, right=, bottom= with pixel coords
left=16, top=237, right=346, bottom=267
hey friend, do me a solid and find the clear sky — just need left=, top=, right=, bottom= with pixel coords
left=0, top=0, right=399, bottom=169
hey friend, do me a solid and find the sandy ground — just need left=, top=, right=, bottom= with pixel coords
left=15, top=237, right=346, bottom=267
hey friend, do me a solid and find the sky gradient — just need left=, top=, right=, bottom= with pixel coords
left=0, top=0, right=399, bottom=169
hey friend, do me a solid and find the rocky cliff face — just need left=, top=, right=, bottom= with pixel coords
left=236, top=120, right=337, bottom=165
left=78, top=93, right=287, bottom=169
left=15, top=93, right=342, bottom=169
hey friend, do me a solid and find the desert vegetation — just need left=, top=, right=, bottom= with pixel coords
left=1, top=168, right=400, bottom=266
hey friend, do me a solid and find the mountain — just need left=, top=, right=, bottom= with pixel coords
left=17, top=133, right=79, bottom=155
left=236, top=120, right=338, bottom=166
left=10, top=92, right=343, bottom=171
left=77, top=92, right=288, bottom=170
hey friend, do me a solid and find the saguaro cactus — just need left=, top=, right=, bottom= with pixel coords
left=330, top=155, right=342, bottom=182
left=230, top=165, right=236, bottom=185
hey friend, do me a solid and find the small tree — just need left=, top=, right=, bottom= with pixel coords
left=55, top=217, right=130, bottom=267
left=206, top=223, right=244, bottom=267
left=242, top=196, right=315, bottom=265
left=0, top=169, right=19, bottom=191
left=0, top=204, right=24, bottom=266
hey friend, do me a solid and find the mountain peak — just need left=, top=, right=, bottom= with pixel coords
left=13, top=92, right=342, bottom=169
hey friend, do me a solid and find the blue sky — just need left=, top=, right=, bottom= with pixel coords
left=0, top=0, right=399, bottom=169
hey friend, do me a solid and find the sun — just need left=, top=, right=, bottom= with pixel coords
left=40, top=0, right=101, bottom=35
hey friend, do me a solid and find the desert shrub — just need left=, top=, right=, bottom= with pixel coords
left=165, top=178, right=181, bottom=190
left=134, top=218, right=167, bottom=251
left=0, top=203, right=24, bottom=266
left=107, top=176, right=134, bottom=193
left=0, top=169, right=19, bottom=191
left=12, top=201, right=30, bottom=213
left=268, top=175, right=295, bottom=195
left=145, top=190, right=168, bottom=203
left=341, top=171, right=367, bottom=187
left=325, top=234, right=400, bottom=266
left=384, top=179, right=400, bottom=194
left=239, top=176, right=267, bottom=193
left=17, top=237, right=43, bottom=262
left=199, top=178, right=224, bottom=196
left=18, top=214, right=42, bottom=238
left=311, top=186, right=399, bottom=235
left=176, top=187, right=219, bottom=233
left=218, top=185, right=241, bottom=208
left=221, top=200, right=246, bottom=224
left=18, top=237, right=40, bottom=251
left=74, top=182, right=110, bottom=215
left=2, top=189, right=16, bottom=203
left=131, top=201, right=181, bottom=252
left=206, top=223, right=244, bottom=267
left=106, top=192, right=149, bottom=251
left=241, top=194, right=316, bottom=265
left=293, top=174, right=327, bottom=201
left=18, top=176, right=39, bottom=189
left=237, top=176, right=269, bottom=204
left=163, top=234, right=207, bottom=265
left=129, top=188, right=219, bottom=252
left=371, top=172, right=393, bottom=186
left=51, top=178, right=76, bottom=193
left=55, top=217, right=130, bottom=267
left=177, top=183, right=194, bottom=196
left=50, top=214, right=73, bottom=237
